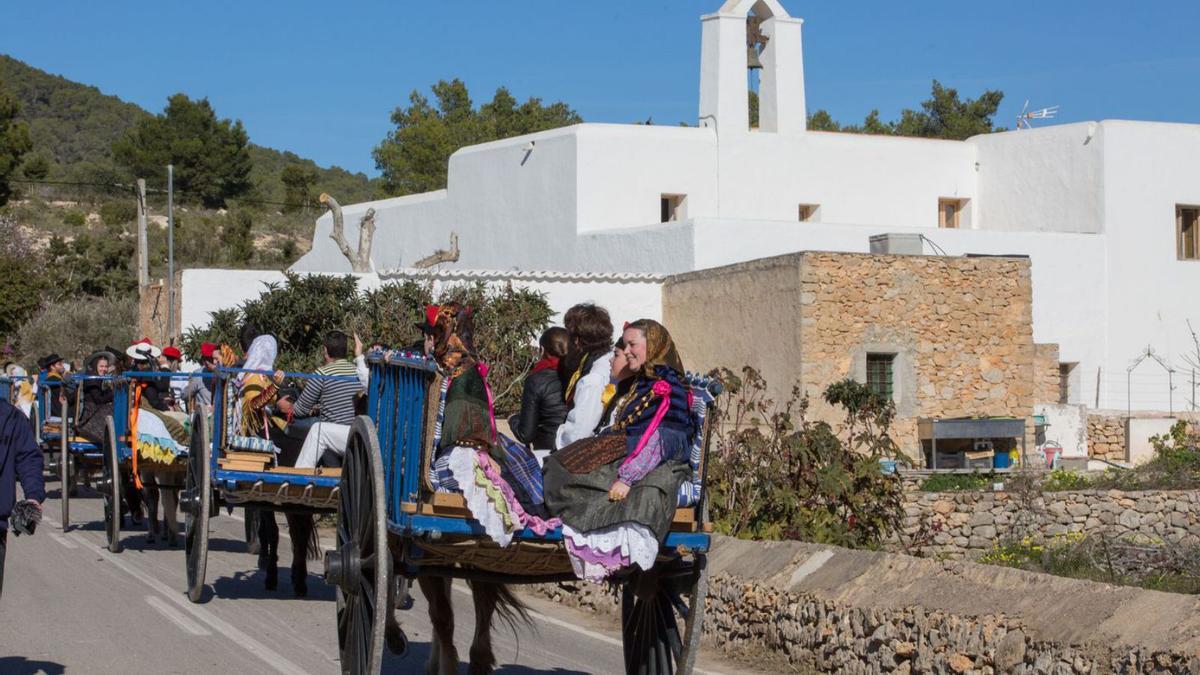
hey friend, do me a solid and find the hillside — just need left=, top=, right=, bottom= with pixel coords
left=0, top=54, right=377, bottom=204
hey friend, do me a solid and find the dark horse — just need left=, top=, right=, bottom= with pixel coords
left=385, top=577, right=531, bottom=674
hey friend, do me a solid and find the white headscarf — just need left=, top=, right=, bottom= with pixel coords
left=240, top=335, right=278, bottom=383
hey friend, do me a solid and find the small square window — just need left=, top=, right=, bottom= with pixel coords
left=1058, top=362, right=1076, bottom=404
left=798, top=203, right=820, bottom=222
left=866, top=353, right=895, bottom=401
left=661, top=194, right=686, bottom=223
left=1177, top=205, right=1200, bottom=260
left=939, top=198, right=967, bottom=229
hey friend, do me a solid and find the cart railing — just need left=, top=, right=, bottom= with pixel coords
left=366, top=351, right=438, bottom=525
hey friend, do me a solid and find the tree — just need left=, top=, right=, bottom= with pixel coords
left=280, top=163, right=318, bottom=213
left=0, top=79, right=32, bottom=206
left=112, top=93, right=253, bottom=208
left=0, top=217, right=43, bottom=340
left=221, top=211, right=255, bottom=264
left=373, top=79, right=582, bottom=196
left=42, top=221, right=137, bottom=299
left=806, top=80, right=1004, bottom=140
left=19, top=151, right=50, bottom=180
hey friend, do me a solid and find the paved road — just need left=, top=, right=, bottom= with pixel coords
left=0, top=485, right=746, bottom=675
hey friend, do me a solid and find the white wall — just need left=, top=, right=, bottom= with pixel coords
left=181, top=269, right=286, bottom=335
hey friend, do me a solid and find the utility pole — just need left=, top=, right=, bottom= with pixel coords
left=136, top=179, right=148, bottom=288
left=167, top=164, right=175, bottom=346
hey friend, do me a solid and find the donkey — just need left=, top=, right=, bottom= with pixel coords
left=409, top=577, right=531, bottom=675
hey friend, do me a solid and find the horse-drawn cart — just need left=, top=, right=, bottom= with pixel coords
left=182, top=366, right=360, bottom=603
left=326, top=352, right=720, bottom=675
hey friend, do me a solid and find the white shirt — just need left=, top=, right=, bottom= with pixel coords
left=555, top=351, right=615, bottom=450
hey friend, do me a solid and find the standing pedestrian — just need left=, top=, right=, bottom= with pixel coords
left=0, top=397, right=45, bottom=598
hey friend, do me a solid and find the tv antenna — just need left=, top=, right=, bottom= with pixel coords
left=1016, top=100, right=1059, bottom=129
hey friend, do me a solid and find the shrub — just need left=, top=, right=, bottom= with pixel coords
left=1041, top=468, right=1092, bottom=492
left=99, top=200, right=138, bottom=226
left=919, top=471, right=996, bottom=492
left=0, top=217, right=44, bottom=341
left=62, top=209, right=86, bottom=227
left=15, top=295, right=137, bottom=367
left=180, top=274, right=552, bottom=413
left=706, top=368, right=904, bottom=549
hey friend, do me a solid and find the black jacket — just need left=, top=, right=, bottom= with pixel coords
left=508, top=369, right=567, bottom=450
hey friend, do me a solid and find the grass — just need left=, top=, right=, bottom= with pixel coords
left=919, top=471, right=997, bottom=492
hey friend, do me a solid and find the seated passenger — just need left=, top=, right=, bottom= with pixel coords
left=425, top=303, right=558, bottom=542
left=555, top=304, right=616, bottom=449
left=507, top=327, right=568, bottom=463
left=543, top=319, right=696, bottom=582
left=76, top=350, right=116, bottom=446
left=290, top=331, right=363, bottom=469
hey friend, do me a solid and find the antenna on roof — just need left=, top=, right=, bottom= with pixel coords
left=1016, top=100, right=1059, bottom=129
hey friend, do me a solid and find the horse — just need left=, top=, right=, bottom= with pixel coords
left=139, top=466, right=180, bottom=546
left=404, top=578, right=531, bottom=675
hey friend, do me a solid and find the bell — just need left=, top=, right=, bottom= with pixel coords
left=747, top=45, right=763, bottom=70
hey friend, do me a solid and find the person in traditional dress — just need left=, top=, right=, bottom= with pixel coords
left=543, top=319, right=695, bottom=582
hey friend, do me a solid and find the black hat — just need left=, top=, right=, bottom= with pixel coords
left=37, top=353, right=63, bottom=370
left=85, top=350, right=117, bottom=373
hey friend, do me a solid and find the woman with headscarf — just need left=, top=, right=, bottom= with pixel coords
left=425, top=303, right=559, bottom=544
left=76, top=351, right=116, bottom=446
left=543, top=319, right=695, bottom=582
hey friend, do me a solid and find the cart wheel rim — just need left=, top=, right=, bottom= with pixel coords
left=184, top=410, right=211, bottom=603
left=334, top=416, right=389, bottom=675
left=103, top=416, right=122, bottom=553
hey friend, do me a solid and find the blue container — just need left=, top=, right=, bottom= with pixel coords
left=879, top=459, right=898, bottom=475
left=993, top=452, right=1012, bottom=469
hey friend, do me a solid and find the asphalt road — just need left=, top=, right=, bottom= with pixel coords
left=0, top=484, right=748, bottom=675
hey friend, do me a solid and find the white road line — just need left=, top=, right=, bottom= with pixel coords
left=450, top=586, right=726, bottom=675
left=48, top=531, right=77, bottom=549
left=146, top=595, right=212, bottom=636
left=72, top=531, right=315, bottom=675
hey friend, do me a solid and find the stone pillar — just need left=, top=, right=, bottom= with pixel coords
left=758, top=16, right=806, bottom=135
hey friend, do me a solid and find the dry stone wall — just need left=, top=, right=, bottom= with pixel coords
left=531, top=537, right=1200, bottom=673
left=1088, top=414, right=1127, bottom=462
left=1033, top=343, right=1061, bottom=406
left=898, top=486, right=1200, bottom=559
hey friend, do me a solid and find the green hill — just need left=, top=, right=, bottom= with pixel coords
left=0, top=54, right=377, bottom=204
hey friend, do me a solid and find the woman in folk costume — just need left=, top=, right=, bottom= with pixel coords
left=425, top=302, right=559, bottom=545
left=543, top=319, right=696, bottom=582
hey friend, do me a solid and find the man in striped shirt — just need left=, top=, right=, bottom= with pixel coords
left=292, top=331, right=363, bottom=468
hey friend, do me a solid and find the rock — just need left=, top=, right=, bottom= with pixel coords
left=934, top=500, right=956, bottom=515
left=1066, top=503, right=1090, bottom=517
left=895, top=641, right=916, bottom=659
left=970, top=512, right=995, bottom=526
left=1118, top=510, right=1142, bottom=529
left=973, top=525, right=998, bottom=539
left=948, top=653, right=973, bottom=673
left=995, top=629, right=1026, bottom=670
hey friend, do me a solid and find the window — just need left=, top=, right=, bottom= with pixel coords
left=661, top=194, right=686, bottom=223
left=798, top=203, right=820, bottom=222
left=939, top=198, right=966, bottom=229
left=1178, top=205, right=1200, bottom=260
left=1058, top=362, right=1076, bottom=404
left=866, top=353, right=895, bottom=400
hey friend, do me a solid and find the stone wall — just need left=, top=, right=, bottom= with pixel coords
left=664, top=252, right=1038, bottom=460
left=1087, top=414, right=1127, bottom=462
left=897, top=485, right=1200, bottom=559
left=1033, top=343, right=1061, bottom=405
left=798, top=253, right=1035, bottom=455
left=530, top=536, right=1200, bottom=673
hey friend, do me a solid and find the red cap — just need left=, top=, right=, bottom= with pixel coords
left=163, top=346, right=182, bottom=360
left=425, top=304, right=440, bottom=328
left=200, top=342, right=217, bottom=358
left=134, top=337, right=152, bottom=346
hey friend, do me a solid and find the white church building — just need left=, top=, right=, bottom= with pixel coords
left=286, top=0, right=1200, bottom=413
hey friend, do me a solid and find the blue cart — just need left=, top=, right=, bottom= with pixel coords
left=324, top=352, right=720, bottom=675
left=182, top=366, right=362, bottom=604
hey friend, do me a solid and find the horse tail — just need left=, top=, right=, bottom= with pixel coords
left=467, top=581, right=532, bottom=633
left=306, top=517, right=321, bottom=560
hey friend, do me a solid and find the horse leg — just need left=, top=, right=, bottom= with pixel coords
left=283, top=513, right=312, bottom=597
left=468, top=582, right=500, bottom=675
left=418, top=576, right=458, bottom=675
left=161, top=482, right=179, bottom=547
left=258, top=511, right=279, bottom=590
left=142, top=476, right=160, bottom=544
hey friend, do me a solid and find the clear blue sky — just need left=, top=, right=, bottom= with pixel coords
left=4, top=1, right=1198, bottom=176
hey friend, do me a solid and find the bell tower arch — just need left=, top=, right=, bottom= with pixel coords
left=699, top=0, right=807, bottom=135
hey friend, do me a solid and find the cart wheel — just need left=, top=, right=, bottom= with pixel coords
left=326, top=416, right=389, bottom=675
left=183, top=411, right=211, bottom=603
left=101, top=416, right=123, bottom=553
left=621, top=554, right=709, bottom=675
left=60, top=429, right=71, bottom=531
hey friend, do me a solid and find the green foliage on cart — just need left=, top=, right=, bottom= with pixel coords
left=180, top=273, right=553, bottom=413
left=707, top=367, right=905, bottom=549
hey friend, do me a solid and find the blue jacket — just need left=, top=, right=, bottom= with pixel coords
left=0, top=400, right=44, bottom=530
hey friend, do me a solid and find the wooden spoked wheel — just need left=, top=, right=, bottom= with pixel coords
left=621, top=554, right=709, bottom=675
left=101, top=416, right=122, bottom=553
left=183, top=411, right=211, bottom=603
left=327, top=416, right=389, bottom=675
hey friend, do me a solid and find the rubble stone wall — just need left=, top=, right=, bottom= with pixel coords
left=1087, top=414, right=1127, bottom=462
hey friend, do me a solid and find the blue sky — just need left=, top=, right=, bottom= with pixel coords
left=3, top=1, right=1198, bottom=176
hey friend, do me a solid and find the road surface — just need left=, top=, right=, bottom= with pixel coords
left=0, top=485, right=749, bottom=675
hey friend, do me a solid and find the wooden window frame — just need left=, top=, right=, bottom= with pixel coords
left=938, top=198, right=966, bottom=229
left=1177, top=205, right=1200, bottom=261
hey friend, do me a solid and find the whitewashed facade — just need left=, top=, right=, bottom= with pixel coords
left=286, top=0, right=1200, bottom=412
